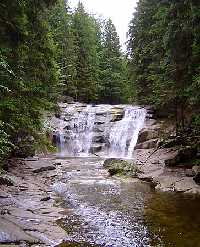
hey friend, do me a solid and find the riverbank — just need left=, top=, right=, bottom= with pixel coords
left=0, top=157, right=67, bottom=246
left=1, top=153, right=200, bottom=247
left=135, top=147, right=200, bottom=194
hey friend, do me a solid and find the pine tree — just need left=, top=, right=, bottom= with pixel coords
left=48, top=0, right=78, bottom=100
left=100, top=19, right=124, bottom=104
left=71, top=2, right=100, bottom=102
left=128, top=0, right=200, bottom=130
left=0, top=0, right=59, bottom=159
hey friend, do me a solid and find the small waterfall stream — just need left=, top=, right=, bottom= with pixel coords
left=108, top=106, right=146, bottom=158
left=54, top=103, right=146, bottom=158
left=48, top=103, right=200, bottom=247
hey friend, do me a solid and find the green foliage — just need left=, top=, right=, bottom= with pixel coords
left=99, top=19, right=131, bottom=103
left=0, top=0, right=135, bottom=163
left=0, top=121, right=13, bottom=164
left=128, top=0, right=200, bottom=131
left=0, top=0, right=59, bottom=161
left=49, top=1, right=132, bottom=104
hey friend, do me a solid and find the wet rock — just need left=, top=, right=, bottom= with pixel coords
left=135, top=139, right=158, bottom=149
left=33, top=166, right=56, bottom=174
left=185, top=169, right=196, bottom=177
left=110, top=107, right=124, bottom=122
left=40, top=196, right=51, bottom=202
left=53, top=162, right=62, bottom=166
left=93, top=125, right=105, bottom=133
left=0, top=217, right=39, bottom=244
left=95, top=115, right=106, bottom=124
left=90, top=144, right=105, bottom=153
left=137, top=129, right=159, bottom=144
left=103, top=158, right=140, bottom=177
left=111, top=113, right=123, bottom=122
left=92, top=133, right=106, bottom=143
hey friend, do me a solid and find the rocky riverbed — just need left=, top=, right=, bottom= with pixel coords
left=0, top=102, right=199, bottom=246
left=0, top=158, right=67, bottom=246
left=1, top=154, right=200, bottom=247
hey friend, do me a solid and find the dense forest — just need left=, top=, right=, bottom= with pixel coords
left=0, top=0, right=200, bottom=163
left=127, top=0, right=200, bottom=131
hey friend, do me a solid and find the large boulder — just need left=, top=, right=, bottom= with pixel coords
left=103, top=158, right=140, bottom=177
left=135, top=139, right=158, bottom=149
left=137, top=129, right=159, bottom=144
left=165, top=146, right=197, bottom=167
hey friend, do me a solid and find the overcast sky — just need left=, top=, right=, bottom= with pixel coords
left=69, top=0, right=138, bottom=49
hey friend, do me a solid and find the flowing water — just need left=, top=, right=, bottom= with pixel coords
left=54, top=104, right=146, bottom=158
left=50, top=103, right=200, bottom=247
left=53, top=157, right=200, bottom=247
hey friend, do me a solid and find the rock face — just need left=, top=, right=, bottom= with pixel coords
left=0, top=158, right=66, bottom=246
left=136, top=139, right=158, bottom=149
left=47, top=103, right=146, bottom=156
left=103, top=158, right=140, bottom=177
left=165, top=146, right=197, bottom=167
left=137, top=129, right=159, bottom=144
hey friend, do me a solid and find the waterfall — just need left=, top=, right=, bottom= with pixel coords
left=54, top=104, right=146, bottom=158
left=108, top=107, right=146, bottom=158
left=58, top=105, right=96, bottom=156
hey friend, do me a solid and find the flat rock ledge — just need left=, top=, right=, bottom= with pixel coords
left=104, top=148, right=200, bottom=195
left=135, top=148, right=200, bottom=195
left=0, top=158, right=67, bottom=247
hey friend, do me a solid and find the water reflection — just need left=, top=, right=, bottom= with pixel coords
left=144, top=192, right=200, bottom=247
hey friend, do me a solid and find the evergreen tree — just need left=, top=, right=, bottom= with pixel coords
left=48, top=0, right=78, bottom=99
left=100, top=19, right=125, bottom=104
left=71, top=2, right=100, bottom=102
left=0, top=0, right=59, bottom=159
left=128, top=0, right=200, bottom=131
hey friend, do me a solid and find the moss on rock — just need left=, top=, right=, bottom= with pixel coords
left=103, top=158, right=140, bottom=177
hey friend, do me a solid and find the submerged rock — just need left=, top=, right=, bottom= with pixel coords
left=103, top=158, right=140, bottom=177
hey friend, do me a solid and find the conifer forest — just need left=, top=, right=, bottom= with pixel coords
left=0, top=1, right=200, bottom=246
left=0, top=0, right=199, bottom=161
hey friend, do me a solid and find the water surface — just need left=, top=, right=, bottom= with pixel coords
left=53, top=157, right=200, bottom=247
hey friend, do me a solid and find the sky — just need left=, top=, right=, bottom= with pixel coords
left=69, top=0, right=138, bottom=49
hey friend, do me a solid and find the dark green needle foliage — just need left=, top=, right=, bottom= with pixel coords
left=128, top=0, right=200, bottom=132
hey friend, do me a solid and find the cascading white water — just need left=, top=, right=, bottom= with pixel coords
left=108, top=106, right=146, bottom=158
left=55, top=104, right=146, bottom=158
left=58, top=105, right=96, bottom=156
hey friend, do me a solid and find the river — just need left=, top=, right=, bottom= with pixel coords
left=48, top=103, right=200, bottom=247
left=51, top=156, right=200, bottom=247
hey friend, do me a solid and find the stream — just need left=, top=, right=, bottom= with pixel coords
left=53, top=156, right=200, bottom=247
left=48, top=103, right=200, bottom=247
